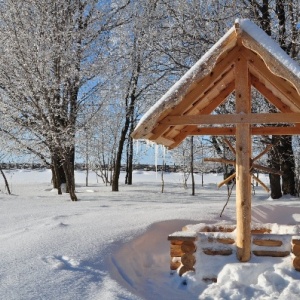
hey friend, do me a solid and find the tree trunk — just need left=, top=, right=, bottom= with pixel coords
left=0, top=166, right=11, bottom=194
left=112, top=122, right=129, bottom=191
left=126, top=123, right=134, bottom=185
left=280, top=136, right=296, bottom=195
left=275, top=0, right=296, bottom=196
left=269, top=136, right=282, bottom=199
left=62, top=153, right=77, bottom=201
left=112, top=85, right=138, bottom=191
left=190, top=136, right=195, bottom=196
left=51, top=153, right=65, bottom=195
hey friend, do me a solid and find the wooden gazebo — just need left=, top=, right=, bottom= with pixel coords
left=132, top=19, right=300, bottom=262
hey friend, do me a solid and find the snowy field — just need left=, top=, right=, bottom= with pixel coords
left=1, top=169, right=300, bottom=300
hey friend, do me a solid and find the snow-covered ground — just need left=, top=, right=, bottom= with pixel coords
left=1, top=169, right=300, bottom=299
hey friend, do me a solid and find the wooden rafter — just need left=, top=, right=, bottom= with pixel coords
left=158, top=69, right=235, bottom=140
left=147, top=48, right=240, bottom=141
left=245, top=49, right=300, bottom=110
left=160, top=80, right=235, bottom=148
left=251, top=75, right=292, bottom=112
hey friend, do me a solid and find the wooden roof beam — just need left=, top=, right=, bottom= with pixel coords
left=147, top=48, right=240, bottom=141
left=161, top=112, right=300, bottom=126
left=189, top=126, right=300, bottom=136
left=245, top=49, right=300, bottom=110
left=159, top=80, right=235, bottom=145
left=171, top=47, right=238, bottom=115
left=149, top=70, right=235, bottom=142
left=251, top=75, right=293, bottom=112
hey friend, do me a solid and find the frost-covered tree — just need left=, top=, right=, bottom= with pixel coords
left=109, top=0, right=170, bottom=191
left=237, top=0, right=300, bottom=198
left=0, top=0, right=130, bottom=200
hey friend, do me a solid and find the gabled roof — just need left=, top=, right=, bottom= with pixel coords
left=132, top=19, right=300, bottom=149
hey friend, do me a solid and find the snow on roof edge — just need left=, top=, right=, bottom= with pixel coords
left=238, top=18, right=300, bottom=79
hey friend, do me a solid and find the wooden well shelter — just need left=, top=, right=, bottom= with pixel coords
left=131, top=19, right=300, bottom=262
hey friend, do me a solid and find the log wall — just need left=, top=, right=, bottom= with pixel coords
left=168, top=224, right=300, bottom=279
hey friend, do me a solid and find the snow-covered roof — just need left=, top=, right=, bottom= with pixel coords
left=132, top=19, right=300, bottom=149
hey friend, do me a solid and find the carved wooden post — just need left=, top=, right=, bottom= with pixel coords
left=235, top=51, right=252, bottom=262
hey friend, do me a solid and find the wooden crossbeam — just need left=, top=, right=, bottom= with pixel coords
left=223, top=138, right=236, bottom=155
left=204, top=157, right=283, bottom=175
left=252, top=144, right=273, bottom=162
left=189, top=126, right=300, bottom=136
left=160, top=113, right=300, bottom=126
left=218, top=172, right=236, bottom=188
left=252, top=174, right=270, bottom=193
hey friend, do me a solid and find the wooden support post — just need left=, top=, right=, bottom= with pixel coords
left=235, top=53, right=252, bottom=262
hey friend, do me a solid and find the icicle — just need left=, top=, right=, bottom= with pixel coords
left=155, top=144, right=158, bottom=177
left=135, top=139, right=139, bottom=155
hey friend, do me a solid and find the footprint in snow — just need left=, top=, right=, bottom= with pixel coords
left=42, top=255, right=80, bottom=270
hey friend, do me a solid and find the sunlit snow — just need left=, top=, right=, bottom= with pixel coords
left=0, top=169, right=300, bottom=299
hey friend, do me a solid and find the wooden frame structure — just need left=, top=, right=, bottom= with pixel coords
left=132, top=19, right=300, bottom=262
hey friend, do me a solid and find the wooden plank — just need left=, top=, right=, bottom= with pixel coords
left=251, top=126, right=300, bottom=135
left=199, top=225, right=236, bottom=232
left=217, top=172, right=236, bottom=188
left=160, top=112, right=300, bottom=126
left=253, top=239, right=282, bottom=247
left=189, top=126, right=300, bottom=136
left=190, top=127, right=236, bottom=136
left=252, top=250, right=290, bottom=257
left=235, top=53, right=252, bottom=262
left=251, top=228, right=271, bottom=234
left=207, top=237, right=235, bottom=244
left=252, top=174, right=270, bottom=193
left=203, top=248, right=233, bottom=256
left=168, top=234, right=197, bottom=242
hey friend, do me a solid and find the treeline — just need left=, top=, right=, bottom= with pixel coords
left=0, top=1, right=299, bottom=200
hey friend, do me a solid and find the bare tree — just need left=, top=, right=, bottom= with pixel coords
left=0, top=0, right=130, bottom=200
